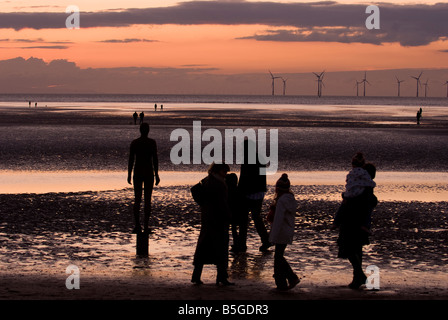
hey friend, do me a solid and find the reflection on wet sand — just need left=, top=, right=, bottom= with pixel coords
left=1, top=170, right=447, bottom=203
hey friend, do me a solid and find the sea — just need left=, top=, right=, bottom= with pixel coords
left=0, top=93, right=447, bottom=200
left=1, top=93, right=448, bottom=107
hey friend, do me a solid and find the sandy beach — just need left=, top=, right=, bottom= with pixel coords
left=0, top=102, right=447, bottom=303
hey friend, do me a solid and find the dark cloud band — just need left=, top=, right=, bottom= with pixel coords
left=0, top=1, right=447, bottom=46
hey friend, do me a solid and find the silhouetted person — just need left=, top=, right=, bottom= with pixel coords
left=35, top=102, right=37, bottom=108
left=237, top=139, right=271, bottom=253
left=161, top=104, right=163, bottom=111
left=192, top=163, right=234, bottom=286
left=133, top=112, right=138, bottom=125
left=225, top=173, right=245, bottom=253
left=139, top=111, right=144, bottom=124
left=28, top=101, right=31, bottom=108
left=332, top=152, right=377, bottom=289
left=417, top=110, right=421, bottom=125
left=154, top=104, right=157, bottom=112
left=128, top=122, right=160, bottom=234
left=268, top=174, right=300, bottom=290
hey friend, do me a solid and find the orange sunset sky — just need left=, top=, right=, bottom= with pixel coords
left=0, top=0, right=447, bottom=96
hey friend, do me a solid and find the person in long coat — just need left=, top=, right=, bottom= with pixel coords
left=191, top=163, right=234, bottom=286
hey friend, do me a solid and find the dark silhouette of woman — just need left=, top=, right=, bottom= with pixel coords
left=191, top=163, right=234, bottom=286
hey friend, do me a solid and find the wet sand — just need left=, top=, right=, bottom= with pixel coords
left=0, top=103, right=447, bottom=302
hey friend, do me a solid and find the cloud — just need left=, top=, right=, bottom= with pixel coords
left=98, top=38, right=158, bottom=43
left=0, top=1, right=447, bottom=46
left=18, top=45, right=69, bottom=49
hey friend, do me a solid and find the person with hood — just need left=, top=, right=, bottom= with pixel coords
left=268, top=173, right=300, bottom=290
left=191, top=163, right=234, bottom=286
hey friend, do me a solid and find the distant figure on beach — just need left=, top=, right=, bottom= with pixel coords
left=154, top=104, right=157, bottom=112
left=331, top=152, right=378, bottom=289
left=225, top=173, right=245, bottom=253
left=416, top=109, right=422, bottom=125
left=133, top=112, right=138, bottom=125
left=268, top=174, right=300, bottom=291
left=28, top=101, right=31, bottom=108
left=236, top=139, right=271, bottom=253
left=35, top=102, right=37, bottom=108
left=127, top=122, right=160, bottom=234
left=161, top=104, right=163, bottom=111
left=191, top=163, right=234, bottom=286
left=139, top=111, right=144, bottom=124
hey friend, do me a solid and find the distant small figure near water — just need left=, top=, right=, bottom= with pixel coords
left=417, top=109, right=422, bottom=125
left=154, top=104, right=157, bottom=112
left=161, top=104, right=163, bottom=111
left=133, top=111, right=138, bottom=125
left=35, top=102, right=37, bottom=108
left=127, top=122, right=160, bottom=234
left=28, top=101, right=31, bottom=108
left=139, top=111, right=144, bottom=124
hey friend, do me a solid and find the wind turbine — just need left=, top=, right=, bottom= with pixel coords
left=281, top=77, right=288, bottom=96
left=410, top=72, right=423, bottom=97
left=395, top=76, right=404, bottom=97
left=423, top=79, right=429, bottom=98
left=360, top=72, right=371, bottom=97
left=312, top=71, right=325, bottom=97
left=269, top=71, right=281, bottom=96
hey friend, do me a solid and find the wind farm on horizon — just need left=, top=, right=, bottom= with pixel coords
left=267, top=70, right=448, bottom=98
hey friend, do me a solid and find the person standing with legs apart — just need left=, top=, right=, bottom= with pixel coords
left=268, top=174, right=300, bottom=290
left=191, top=163, right=234, bottom=286
left=128, top=122, right=160, bottom=234
left=237, top=139, right=271, bottom=253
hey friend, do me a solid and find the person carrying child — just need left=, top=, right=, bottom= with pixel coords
left=331, top=152, right=378, bottom=289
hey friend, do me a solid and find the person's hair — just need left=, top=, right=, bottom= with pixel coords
left=275, top=173, right=292, bottom=197
left=363, top=162, right=377, bottom=179
left=351, top=152, right=366, bottom=167
left=208, top=162, right=230, bottom=175
left=225, top=172, right=238, bottom=187
left=140, top=123, right=150, bottom=136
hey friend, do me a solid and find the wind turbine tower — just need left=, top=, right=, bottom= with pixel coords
left=269, top=71, right=281, bottom=96
left=281, top=77, right=288, bottom=96
left=411, top=72, right=423, bottom=97
left=395, top=76, right=404, bottom=97
left=361, top=72, right=370, bottom=97
left=423, top=79, right=429, bottom=98
left=313, top=71, right=325, bottom=97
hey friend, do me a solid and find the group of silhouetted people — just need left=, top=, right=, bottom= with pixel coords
left=127, top=122, right=378, bottom=291
left=132, top=104, right=164, bottom=125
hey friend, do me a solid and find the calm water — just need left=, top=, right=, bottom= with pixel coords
left=1, top=93, right=448, bottom=107
left=1, top=170, right=447, bottom=202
